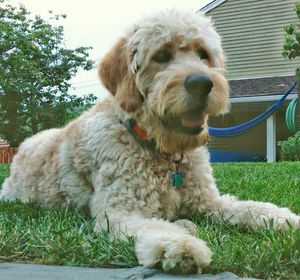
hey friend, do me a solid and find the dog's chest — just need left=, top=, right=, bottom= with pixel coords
left=132, top=154, right=194, bottom=219
left=91, top=122, right=195, bottom=219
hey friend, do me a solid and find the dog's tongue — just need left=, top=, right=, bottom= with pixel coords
left=181, top=113, right=205, bottom=128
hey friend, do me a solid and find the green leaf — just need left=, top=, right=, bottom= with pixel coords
left=0, top=0, right=96, bottom=144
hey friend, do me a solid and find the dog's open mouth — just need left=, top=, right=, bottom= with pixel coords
left=162, top=108, right=206, bottom=135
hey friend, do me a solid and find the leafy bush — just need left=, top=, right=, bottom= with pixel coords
left=282, top=3, right=300, bottom=59
left=278, top=131, right=300, bottom=161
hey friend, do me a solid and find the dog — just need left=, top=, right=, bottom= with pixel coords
left=1, top=9, right=299, bottom=275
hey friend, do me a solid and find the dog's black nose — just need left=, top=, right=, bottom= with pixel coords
left=184, top=74, right=213, bottom=97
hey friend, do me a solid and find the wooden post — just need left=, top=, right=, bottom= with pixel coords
left=266, top=114, right=276, bottom=163
left=4, top=147, right=8, bottom=164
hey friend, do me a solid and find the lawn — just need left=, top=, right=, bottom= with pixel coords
left=0, top=162, right=299, bottom=280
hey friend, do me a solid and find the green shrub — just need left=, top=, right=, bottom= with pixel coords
left=278, top=131, right=300, bottom=161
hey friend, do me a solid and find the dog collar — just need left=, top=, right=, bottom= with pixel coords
left=121, top=118, right=185, bottom=187
left=121, top=118, right=156, bottom=150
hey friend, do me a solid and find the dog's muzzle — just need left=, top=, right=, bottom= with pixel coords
left=162, top=74, right=212, bottom=135
left=162, top=110, right=206, bottom=135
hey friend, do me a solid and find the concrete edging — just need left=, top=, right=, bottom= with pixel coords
left=0, top=263, right=262, bottom=280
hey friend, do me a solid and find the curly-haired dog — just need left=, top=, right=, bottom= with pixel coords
left=1, top=9, right=299, bottom=274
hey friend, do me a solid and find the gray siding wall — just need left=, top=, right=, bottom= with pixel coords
left=207, top=0, right=300, bottom=80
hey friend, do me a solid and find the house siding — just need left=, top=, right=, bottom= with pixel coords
left=206, top=0, right=300, bottom=80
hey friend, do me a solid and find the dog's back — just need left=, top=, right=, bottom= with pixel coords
left=0, top=128, right=64, bottom=204
left=0, top=98, right=118, bottom=208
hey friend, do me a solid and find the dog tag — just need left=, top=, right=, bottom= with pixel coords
left=171, top=171, right=184, bottom=187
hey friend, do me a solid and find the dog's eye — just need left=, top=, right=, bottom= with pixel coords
left=197, top=49, right=209, bottom=60
left=152, top=50, right=172, bottom=63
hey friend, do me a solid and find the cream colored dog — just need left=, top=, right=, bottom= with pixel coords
left=1, top=9, right=299, bottom=274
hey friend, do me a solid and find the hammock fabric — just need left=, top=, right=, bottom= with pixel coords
left=208, top=82, right=297, bottom=137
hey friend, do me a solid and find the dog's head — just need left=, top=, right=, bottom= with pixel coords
left=99, top=9, right=230, bottom=154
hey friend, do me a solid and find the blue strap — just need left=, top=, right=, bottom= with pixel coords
left=208, top=82, right=296, bottom=137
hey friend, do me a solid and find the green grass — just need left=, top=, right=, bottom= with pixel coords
left=0, top=163, right=300, bottom=279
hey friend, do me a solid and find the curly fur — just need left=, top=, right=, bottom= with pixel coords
left=1, top=9, right=299, bottom=275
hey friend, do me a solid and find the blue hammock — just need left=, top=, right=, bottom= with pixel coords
left=208, top=82, right=296, bottom=137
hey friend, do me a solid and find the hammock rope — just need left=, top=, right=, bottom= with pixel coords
left=208, top=82, right=297, bottom=137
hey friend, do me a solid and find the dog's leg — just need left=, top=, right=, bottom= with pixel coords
left=211, top=195, right=300, bottom=230
left=93, top=211, right=212, bottom=274
left=188, top=151, right=300, bottom=230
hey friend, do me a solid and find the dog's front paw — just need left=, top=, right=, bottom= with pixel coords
left=174, top=219, right=198, bottom=237
left=277, top=214, right=300, bottom=230
left=135, top=232, right=212, bottom=274
left=266, top=207, right=300, bottom=230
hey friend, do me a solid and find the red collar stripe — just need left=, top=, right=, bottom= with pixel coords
left=133, top=123, right=148, bottom=141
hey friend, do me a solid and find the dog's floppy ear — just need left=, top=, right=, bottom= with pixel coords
left=98, top=37, right=143, bottom=112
